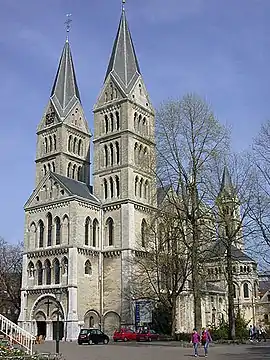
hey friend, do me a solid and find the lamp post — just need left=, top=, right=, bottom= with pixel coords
left=55, top=289, right=62, bottom=354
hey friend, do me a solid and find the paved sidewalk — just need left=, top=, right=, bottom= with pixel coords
left=34, top=341, right=270, bottom=360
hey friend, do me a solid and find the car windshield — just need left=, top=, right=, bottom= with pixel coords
left=80, top=329, right=89, bottom=334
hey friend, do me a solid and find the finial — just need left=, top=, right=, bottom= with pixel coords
left=65, top=13, right=72, bottom=41
left=122, top=0, right=126, bottom=11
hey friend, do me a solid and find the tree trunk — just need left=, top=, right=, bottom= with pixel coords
left=226, top=239, right=235, bottom=340
left=171, top=297, right=177, bottom=339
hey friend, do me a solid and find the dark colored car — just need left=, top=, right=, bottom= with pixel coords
left=78, top=328, right=109, bottom=345
left=136, top=329, right=159, bottom=342
left=113, top=328, right=137, bottom=342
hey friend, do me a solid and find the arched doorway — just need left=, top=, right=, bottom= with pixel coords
left=103, top=311, right=121, bottom=335
left=84, top=310, right=100, bottom=329
left=51, top=311, right=64, bottom=340
left=35, top=311, right=46, bottom=338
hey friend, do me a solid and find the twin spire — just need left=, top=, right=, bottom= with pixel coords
left=50, top=3, right=140, bottom=117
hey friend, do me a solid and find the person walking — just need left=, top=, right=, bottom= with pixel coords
left=191, top=328, right=200, bottom=357
left=201, top=327, right=212, bottom=357
left=260, top=325, right=267, bottom=342
left=249, top=325, right=253, bottom=342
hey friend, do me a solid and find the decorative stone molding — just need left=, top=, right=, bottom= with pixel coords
left=27, top=247, right=69, bottom=258
left=28, top=287, right=68, bottom=296
left=27, top=200, right=70, bottom=213
left=100, top=104, right=121, bottom=115
left=77, top=247, right=99, bottom=257
left=103, top=204, right=121, bottom=212
left=134, top=204, right=152, bottom=213
left=78, top=201, right=101, bottom=211
left=103, top=250, right=121, bottom=258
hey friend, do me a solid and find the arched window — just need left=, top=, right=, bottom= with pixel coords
left=28, top=261, right=34, bottom=278
left=116, top=111, right=120, bottom=130
left=85, top=217, right=90, bottom=246
left=73, top=137, right=77, bottom=153
left=55, top=217, right=61, bottom=245
left=36, top=261, right=43, bottom=285
left=139, top=178, right=143, bottom=197
left=104, top=145, right=108, bottom=167
left=67, top=162, right=72, bottom=177
left=38, top=220, right=44, bottom=248
left=109, top=177, right=114, bottom=198
left=138, top=114, right=142, bottom=132
left=141, top=219, right=147, bottom=247
left=78, top=166, right=82, bottom=181
left=93, top=219, right=98, bottom=247
left=45, top=138, right=48, bottom=153
left=110, top=143, right=114, bottom=165
left=243, top=283, right=249, bottom=298
left=43, top=164, right=47, bottom=176
left=52, top=162, right=55, bottom=172
left=78, top=139, right=82, bottom=156
left=104, top=178, right=108, bottom=199
left=49, top=136, right=53, bottom=152
left=233, top=284, right=236, bottom=298
left=134, top=143, right=138, bottom=165
left=110, top=113, right=114, bottom=132
left=53, top=134, right=57, bottom=150
left=134, top=112, right=137, bottom=131
left=105, top=115, right=109, bottom=133
left=115, top=176, right=120, bottom=197
left=62, top=257, right=68, bottom=276
left=144, top=180, right=149, bottom=199
left=85, top=260, right=92, bottom=275
left=135, top=176, right=139, bottom=196
left=68, top=135, right=72, bottom=152
left=53, top=258, right=60, bottom=284
left=47, top=213, right=52, bottom=247
left=116, top=142, right=120, bottom=165
left=44, top=259, right=51, bottom=285
left=105, top=92, right=108, bottom=102
left=240, top=266, right=243, bottom=272
left=48, top=163, right=51, bottom=172
left=143, top=117, right=147, bottom=135
left=107, top=218, right=114, bottom=246
left=72, top=164, right=77, bottom=179
left=138, top=144, right=143, bottom=163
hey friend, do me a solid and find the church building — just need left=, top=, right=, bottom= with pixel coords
left=18, top=5, right=156, bottom=340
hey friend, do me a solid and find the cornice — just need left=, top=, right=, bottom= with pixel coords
left=26, top=247, right=69, bottom=258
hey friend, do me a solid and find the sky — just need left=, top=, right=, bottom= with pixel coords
left=0, top=0, right=269, bottom=244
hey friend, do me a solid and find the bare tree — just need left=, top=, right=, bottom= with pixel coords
left=155, top=94, right=229, bottom=330
left=0, top=237, right=23, bottom=321
left=129, top=202, right=192, bottom=337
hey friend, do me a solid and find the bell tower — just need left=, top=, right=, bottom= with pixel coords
left=35, top=38, right=91, bottom=186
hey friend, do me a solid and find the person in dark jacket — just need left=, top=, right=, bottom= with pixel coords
left=201, top=327, right=212, bottom=357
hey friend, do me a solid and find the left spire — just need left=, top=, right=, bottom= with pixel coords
left=50, top=14, right=81, bottom=118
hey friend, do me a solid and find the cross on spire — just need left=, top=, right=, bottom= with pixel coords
left=122, top=0, right=126, bottom=11
left=65, top=13, right=72, bottom=40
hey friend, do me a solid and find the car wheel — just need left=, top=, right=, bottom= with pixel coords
left=124, top=337, right=128, bottom=342
left=88, top=339, right=93, bottom=345
left=103, top=338, right=109, bottom=344
left=78, top=341, right=82, bottom=345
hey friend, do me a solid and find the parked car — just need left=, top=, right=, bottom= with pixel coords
left=136, top=329, right=159, bottom=342
left=113, top=328, right=137, bottom=342
left=78, top=328, right=109, bottom=345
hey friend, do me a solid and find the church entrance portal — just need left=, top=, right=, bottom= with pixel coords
left=36, top=321, right=46, bottom=338
left=52, top=322, right=64, bottom=340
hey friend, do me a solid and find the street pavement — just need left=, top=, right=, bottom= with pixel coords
left=34, top=341, right=270, bottom=360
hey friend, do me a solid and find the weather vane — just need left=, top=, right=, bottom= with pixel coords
left=65, top=13, right=72, bottom=39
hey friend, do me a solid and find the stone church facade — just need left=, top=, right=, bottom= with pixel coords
left=18, top=6, right=259, bottom=340
left=18, top=7, right=156, bottom=341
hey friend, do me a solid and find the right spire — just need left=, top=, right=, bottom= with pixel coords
left=104, top=2, right=141, bottom=93
left=220, top=166, right=234, bottom=195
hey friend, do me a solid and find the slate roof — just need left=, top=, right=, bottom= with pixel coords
left=104, top=8, right=141, bottom=93
left=157, top=186, right=171, bottom=206
left=207, top=239, right=255, bottom=263
left=53, top=173, right=100, bottom=204
left=205, top=282, right=225, bottom=294
left=219, top=166, right=235, bottom=196
left=50, top=40, right=81, bottom=118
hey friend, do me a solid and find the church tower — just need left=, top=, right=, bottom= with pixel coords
left=35, top=39, right=91, bottom=186
left=217, top=166, right=244, bottom=250
left=93, top=4, right=156, bottom=324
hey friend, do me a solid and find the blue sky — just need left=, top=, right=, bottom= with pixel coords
left=0, top=0, right=269, bottom=243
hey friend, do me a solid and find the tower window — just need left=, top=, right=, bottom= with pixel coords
left=49, top=136, right=53, bottom=152
left=85, top=260, right=92, bottom=275
left=116, top=142, right=120, bottom=164
left=107, top=218, right=114, bottom=246
left=110, top=143, right=114, bottom=166
left=104, top=179, right=108, bottom=199
left=115, top=176, right=120, bottom=197
left=243, top=283, right=249, bottom=298
left=116, top=111, right=120, bottom=130
left=53, top=134, right=57, bottom=150
left=93, top=219, right=98, bottom=247
left=233, top=284, right=236, bottom=298
left=53, top=258, right=60, bottom=284
left=104, top=145, right=108, bottom=167
left=109, top=177, right=114, bottom=198
left=110, top=113, right=114, bottom=132
left=36, top=261, right=43, bottom=285
left=67, top=162, right=71, bottom=177
left=105, top=115, right=109, bottom=134
left=85, top=217, right=90, bottom=246
left=135, top=176, right=139, bottom=196
left=68, top=135, right=72, bottom=152
left=44, top=259, right=51, bottom=285
left=47, top=213, right=52, bottom=246
left=45, top=138, right=48, bottom=153
left=141, top=219, right=147, bottom=247
left=38, top=220, right=44, bottom=248
left=55, top=217, right=61, bottom=245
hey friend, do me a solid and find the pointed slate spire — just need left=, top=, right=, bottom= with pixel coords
left=50, top=39, right=81, bottom=118
left=104, top=6, right=141, bottom=93
left=220, top=166, right=234, bottom=195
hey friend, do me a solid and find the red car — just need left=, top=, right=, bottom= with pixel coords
left=136, top=329, right=159, bottom=342
left=113, top=328, right=137, bottom=342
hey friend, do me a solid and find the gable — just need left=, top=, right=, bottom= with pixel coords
left=37, top=100, right=61, bottom=132
left=128, top=78, right=154, bottom=113
left=25, top=173, right=72, bottom=209
left=94, top=76, right=126, bottom=111
left=62, top=102, right=91, bottom=136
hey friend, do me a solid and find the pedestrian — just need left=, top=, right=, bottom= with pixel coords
left=201, top=327, right=212, bottom=357
left=249, top=325, right=253, bottom=342
left=253, top=325, right=257, bottom=341
left=260, top=325, right=267, bottom=342
left=191, top=328, right=200, bottom=357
